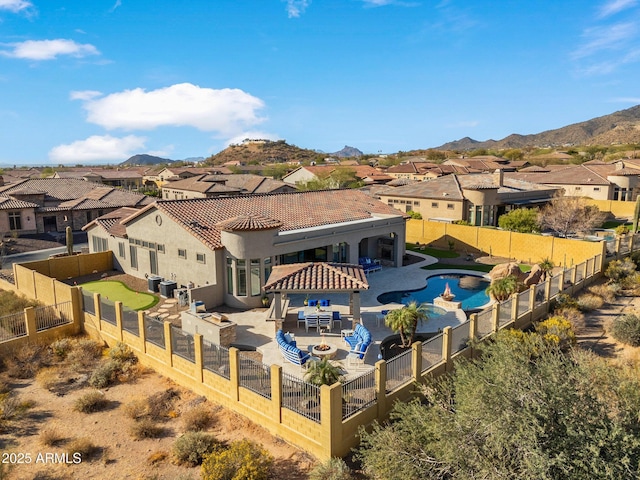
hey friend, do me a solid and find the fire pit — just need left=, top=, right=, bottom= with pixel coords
left=311, top=343, right=338, bottom=360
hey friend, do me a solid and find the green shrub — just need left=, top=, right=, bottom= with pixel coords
left=89, top=359, right=123, bottom=388
left=551, top=293, right=579, bottom=312
left=0, top=290, right=41, bottom=317
left=615, top=224, right=630, bottom=236
left=74, top=391, right=108, bottom=413
left=108, top=342, right=137, bottom=363
left=201, top=440, right=273, bottom=480
left=182, top=404, right=213, bottom=432
left=130, top=418, right=165, bottom=440
left=50, top=338, right=73, bottom=359
left=172, top=431, right=219, bottom=466
left=610, top=313, right=640, bottom=347
left=605, top=258, right=638, bottom=287
left=309, top=457, right=353, bottom=480
left=535, top=317, right=576, bottom=350
left=576, top=293, right=604, bottom=312
left=553, top=307, right=585, bottom=330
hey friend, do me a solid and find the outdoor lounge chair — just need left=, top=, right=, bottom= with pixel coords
left=358, top=257, right=382, bottom=274
left=347, top=341, right=371, bottom=368
left=276, top=330, right=315, bottom=368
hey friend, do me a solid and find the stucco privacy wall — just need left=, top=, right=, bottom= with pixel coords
left=585, top=199, right=637, bottom=218
left=407, top=219, right=606, bottom=267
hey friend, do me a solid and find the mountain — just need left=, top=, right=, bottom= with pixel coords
left=436, top=105, right=640, bottom=151
left=120, top=154, right=174, bottom=166
left=205, top=139, right=321, bottom=165
left=331, top=145, right=363, bottom=157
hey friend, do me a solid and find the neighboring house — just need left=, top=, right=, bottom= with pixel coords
left=161, top=174, right=295, bottom=200
left=510, top=161, right=640, bottom=201
left=52, top=169, right=144, bottom=189
left=443, top=156, right=528, bottom=172
left=386, top=162, right=473, bottom=181
left=143, top=167, right=232, bottom=188
left=282, top=165, right=390, bottom=186
left=84, top=190, right=407, bottom=309
left=0, top=179, right=153, bottom=234
left=0, top=197, right=38, bottom=235
left=375, top=171, right=558, bottom=226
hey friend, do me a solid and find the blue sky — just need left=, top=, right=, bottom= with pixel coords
left=1, top=0, right=639, bottom=165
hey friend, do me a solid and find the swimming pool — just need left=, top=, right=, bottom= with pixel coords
left=377, top=273, right=491, bottom=310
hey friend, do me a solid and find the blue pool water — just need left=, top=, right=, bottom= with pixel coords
left=377, top=274, right=491, bottom=310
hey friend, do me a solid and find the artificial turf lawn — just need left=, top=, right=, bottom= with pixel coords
left=80, top=280, right=159, bottom=310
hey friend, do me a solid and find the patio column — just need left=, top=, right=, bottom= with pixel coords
left=274, top=291, right=282, bottom=319
left=352, top=291, right=361, bottom=323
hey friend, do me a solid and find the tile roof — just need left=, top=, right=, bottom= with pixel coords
left=0, top=197, right=38, bottom=210
left=217, top=214, right=283, bottom=231
left=126, top=189, right=405, bottom=250
left=263, top=262, right=369, bottom=292
left=82, top=207, right=140, bottom=237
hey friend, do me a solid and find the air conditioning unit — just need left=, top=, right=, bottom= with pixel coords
left=174, top=288, right=189, bottom=307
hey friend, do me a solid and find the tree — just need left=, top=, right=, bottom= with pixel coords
left=502, top=148, right=524, bottom=161
left=384, top=301, right=429, bottom=347
left=485, top=275, right=518, bottom=302
left=539, top=195, right=606, bottom=237
left=538, top=257, right=554, bottom=281
left=304, top=357, right=343, bottom=386
left=357, top=329, right=640, bottom=480
left=497, top=208, right=540, bottom=233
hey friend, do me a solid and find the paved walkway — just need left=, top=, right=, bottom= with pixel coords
left=224, top=253, right=472, bottom=378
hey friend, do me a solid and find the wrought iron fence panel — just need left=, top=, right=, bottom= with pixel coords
left=81, top=289, right=95, bottom=315
left=170, top=325, right=195, bottom=363
left=606, top=238, right=616, bottom=257
left=534, top=283, right=546, bottom=307
left=517, top=290, right=530, bottom=316
left=549, top=273, right=562, bottom=298
left=475, top=308, right=493, bottom=339
left=342, top=369, right=376, bottom=419
left=585, top=258, right=594, bottom=278
left=620, top=236, right=631, bottom=254
left=238, top=352, right=271, bottom=399
left=202, top=341, right=230, bottom=379
left=499, top=298, right=513, bottom=328
left=100, top=297, right=117, bottom=325
left=35, top=301, right=73, bottom=331
left=574, top=262, right=585, bottom=284
left=421, top=334, right=443, bottom=372
left=121, top=307, right=140, bottom=336
left=450, top=321, right=470, bottom=353
left=386, top=349, right=413, bottom=392
left=0, top=311, right=26, bottom=342
left=281, top=371, right=321, bottom=423
left=144, top=315, right=165, bottom=349
left=562, top=268, right=574, bottom=292
left=594, top=255, right=602, bottom=273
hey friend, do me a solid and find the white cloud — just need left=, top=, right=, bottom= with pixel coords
left=224, top=131, right=282, bottom=147
left=110, top=0, right=122, bottom=12
left=598, top=0, right=637, bottom=18
left=70, top=90, right=102, bottom=101
left=0, top=0, right=33, bottom=13
left=49, top=135, right=147, bottom=163
left=75, top=83, right=266, bottom=137
left=611, top=96, right=640, bottom=103
left=0, top=39, right=100, bottom=61
left=572, top=22, right=636, bottom=59
left=284, top=0, right=310, bottom=18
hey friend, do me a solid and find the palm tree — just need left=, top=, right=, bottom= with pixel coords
left=385, top=301, right=429, bottom=347
left=304, top=358, right=343, bottom=386
left=538, top=258, right=554, bottom=281
left=485, top=275, right=519, bottom=302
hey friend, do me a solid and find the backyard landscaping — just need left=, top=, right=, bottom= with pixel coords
left=79, top=280, right=158, bottom=311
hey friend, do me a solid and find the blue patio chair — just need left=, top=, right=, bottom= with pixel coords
left=308, top=299, right=318, bottom=307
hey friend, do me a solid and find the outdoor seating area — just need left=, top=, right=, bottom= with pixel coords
left=359, top=257, right=382, bottom=274
left=297, top=301, right=342, bottom=332
left=276, top=329, right=316, bottom=368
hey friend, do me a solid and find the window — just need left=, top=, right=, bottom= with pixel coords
left=92, top=236, right=108, bottom=252
left=414, top=201, right=420, bottom=206
left=226, top=258, right=233, bottom=294
left=196, top=253, right=206, bottom=264
left=178, top=249, right=187, bottom=259
left=8, top=212, right=21, bottom=231
left=236, top=259, right=247, bottom=296
left=250, top=259, right=261, bottom=296
left=118, top=242, right=125, bottom=258
left=130, top=245, right=138, bottom=269
left=264, top=257, right=272, bottom=282
left=157, top=244, right=165, bottom=253
left=447, top=203, right=454, bottom=210
left=575, top=187, right=582, bottom=191
left=431, top=202, right=439, bottom=208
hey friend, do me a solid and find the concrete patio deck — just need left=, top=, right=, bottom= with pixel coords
left=223, top=252, right=475, bottom=378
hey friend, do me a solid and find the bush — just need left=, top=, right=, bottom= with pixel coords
left=576, top=293, right=604, bottom=312
left=73, top=338, right=103, bottom=359
left=615, top=224, right=630, bottom=236
left=74, top=391, right=108, bottom=413
left=130, top=418, right=165, bottom=440
left=605, top=258, right=638, bottom=287
left=535, top=317, right=576, bottom=349
left=182, top=404, right=213, bottom=432
left=309, top=457, right=353, bottom=480
left=6, top=344, right=51, bottom=378
left=551, top=293, right=579, bottom=312
left=201, top=439, right=273, bottom=480
left=123, top=398, right=149, bottom=420
left=173, top=431, right=219, bottom=466
left=66, top=438, right=100, bottom=460
left=36, top=367, right=59, bottom=390
left=587, top=284, right=617, bottom=303
left=147, top=388, right=180, bottom=420
left=89, top=359, right=123, bottom=388
left=108, top=342, right=137, bottom=363
left=40, top=427, right=65, bottom=447
left=610, top=313, right=640, bottom=347
left=147, top=450, right=168, bottom=465
left=50, top=338, right=73, bottom=359
left=553, top=307, right=585, bottom=330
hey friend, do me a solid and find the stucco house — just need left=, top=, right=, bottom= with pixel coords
left=83, top=189, right=407, bottom=309
left=375, top=171, right=558, bottom=226
left=161, top=174, right=295, bottom=200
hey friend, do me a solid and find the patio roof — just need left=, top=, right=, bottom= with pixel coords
left=263, top=262, right=369, bottom=293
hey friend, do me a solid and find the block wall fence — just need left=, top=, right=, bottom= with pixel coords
left=0, top=235, right=636, bottom=459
